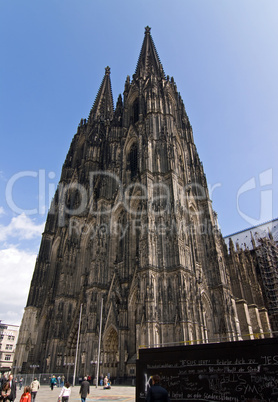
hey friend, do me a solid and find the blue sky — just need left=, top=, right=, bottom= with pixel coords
left=0, top=0, right=277, bottom=325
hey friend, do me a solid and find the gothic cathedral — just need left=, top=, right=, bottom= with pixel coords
left=14, top=27, right=273, bottom=379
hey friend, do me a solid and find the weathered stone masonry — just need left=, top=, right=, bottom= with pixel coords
left=14, top=27, right=275, bottom=379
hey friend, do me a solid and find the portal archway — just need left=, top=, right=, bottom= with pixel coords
left=102, top=326, right=119, bottom=378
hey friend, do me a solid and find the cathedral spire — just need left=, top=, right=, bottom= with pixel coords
left=89, top=66, right=114, bottom=122
left=134, top=26, right=165, bottom=79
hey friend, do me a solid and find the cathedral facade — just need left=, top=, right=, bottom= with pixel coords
left=14, top=27, right=274, bottom=379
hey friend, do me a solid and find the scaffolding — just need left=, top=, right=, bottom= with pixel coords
left=255, top=236, right=278, bottom=331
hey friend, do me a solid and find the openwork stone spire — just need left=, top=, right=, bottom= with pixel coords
left=134, top=26, right=165, bottom=79
left=89, top=66, right=114, bottom=121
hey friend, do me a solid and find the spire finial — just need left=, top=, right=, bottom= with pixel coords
left=105, top=66, right=111, bottom=76
left=145, top=26, right=151, bottom=35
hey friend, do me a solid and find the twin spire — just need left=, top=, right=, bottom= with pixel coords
left=90, top=27, right=165, bottom=122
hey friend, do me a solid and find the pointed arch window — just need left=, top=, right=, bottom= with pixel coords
left=128, top=143, right=138, bottom=180
left=118, top=234, right=124, bottom=262
left=116, top=212, right=126, bottom=263
left=132, top=98, right=139, bottom=123
left=135, top=204, right=141, bottom=257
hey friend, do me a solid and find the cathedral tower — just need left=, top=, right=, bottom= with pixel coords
left=14, top=27, right=272, bottom=379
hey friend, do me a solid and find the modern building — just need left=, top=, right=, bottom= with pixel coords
left=0, top=322, right=19, bottom=373
left=14, top=27, right=275, bottom=380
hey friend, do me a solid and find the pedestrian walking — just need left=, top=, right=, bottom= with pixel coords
left=19, top=377, right=23, bottom=391
left=146, top=374, right=170, bottom=402
left=50, top=375, right=57, bottom=390
left=58, top=382, right=71, bottom=402
left=30, top=378, right=40, bottom=402
left=79, top=377, right=90, bottom=402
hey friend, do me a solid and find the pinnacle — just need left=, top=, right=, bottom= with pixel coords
left=89, top=66, right=114, bottom=122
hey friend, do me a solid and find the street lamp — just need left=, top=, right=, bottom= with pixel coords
left=73, top=303, right=83, bottom=387
left=96, top=297, right=103, bottom=388
left=30, top=365, right=39, bottom=377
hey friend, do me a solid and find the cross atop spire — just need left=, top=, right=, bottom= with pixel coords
left=134, top=27, right=165, bottom=79
left=145, top=26, right=151, bottom=34
left=89, top=66, right=114, bottom=122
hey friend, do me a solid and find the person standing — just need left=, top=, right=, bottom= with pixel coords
left=58, top=382, right=71, bottom=402
left=79, top=377, right=90, bottom=402
left=7, top=374, right=17, bottom=402
left=30, top=378, right=40, bottom=402
left=146, top=375, right=170, bottom=402
left=1, top=382, right=11, bottom=402
left=61, top=376, right=65, bottom=388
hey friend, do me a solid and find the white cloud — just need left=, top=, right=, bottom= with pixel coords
left=0, top=213, right=44, bottom=241
left=0, top=206, right=5, bottom=215
left=0, top=246, right=37, bottom=325
left=0, top=214, right=44, bottom=325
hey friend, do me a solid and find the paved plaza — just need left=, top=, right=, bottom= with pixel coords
left=28, top=385, right=135, bottom=402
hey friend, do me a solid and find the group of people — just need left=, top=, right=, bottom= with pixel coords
left=0, top=375, right=91, bottom=402
left=0, top=374, right=16, bottom=402
left=0, top=375, right=40, bottom=402
left=78, top=375, right=111, bottom=401
left=56, top=376, right=90, bottom=402
left=79, top=374, right=169, bottom=402
left=58, top=373, right=168, bottom=402
left=1, top=372, right=169, bottom=402
left=103, top=376, right=111, bottom=389
left=51, top=376, right=90, bottom=402
left=50, top=375, right=65, bottom=390
left=56, top=376, right=91, bottom=402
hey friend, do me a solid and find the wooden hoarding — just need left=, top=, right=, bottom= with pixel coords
left=136, top=338, right=278, bottom=401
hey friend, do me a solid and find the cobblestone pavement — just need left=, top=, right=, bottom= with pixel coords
left=24, top=385, right=135, bottom=402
